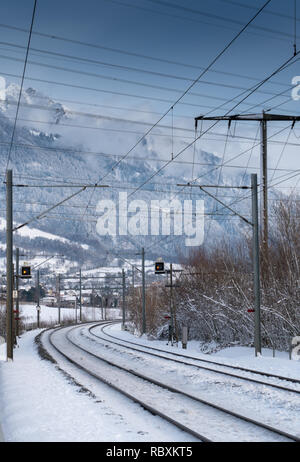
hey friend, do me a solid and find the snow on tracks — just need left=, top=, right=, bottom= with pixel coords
left=41, top=323, right=299, bottom=442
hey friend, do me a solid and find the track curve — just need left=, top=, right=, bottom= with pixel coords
left=88, top=323, right=300, bottom=395
left=40, top=322, right=300, bottom=442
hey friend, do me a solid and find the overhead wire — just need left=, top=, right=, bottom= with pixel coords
left=270, top=126, right=294, bottom=183
left=133, top=108, right=298, bottom=253
left=1, top=70, right=239, bottom=110
left=143, top=168, right=300, bottom=254
left=4, top=0, right=37, bottom=173
left=6, top=85, right=292, bottom=236
left=1, top=0, right=298, bottom=253
left=77, top=0, right=273, bottom=224
left=107, top=0, right=294, bottom=42
left=124, top=52, right=300, bottom=202
left=0, top=40, right=294, bottom=101
left=219, top=0, right=300, bottom=25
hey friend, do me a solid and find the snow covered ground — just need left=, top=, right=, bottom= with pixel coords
left=0, top=321, right=299, bottom=442
left=17, top=303, right=121, bottom=326
left=107, top=324, right=300, bottom=382
left=0, top=329, right=197, bottom=442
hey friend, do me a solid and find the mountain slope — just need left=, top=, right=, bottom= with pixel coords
left=0, top=83, right=250, bottom=265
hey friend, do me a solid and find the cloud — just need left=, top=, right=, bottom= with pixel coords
left=0, top=77, right=5, bottom=100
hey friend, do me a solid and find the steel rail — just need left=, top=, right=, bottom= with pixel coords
left=44, top=323, right=299, bottom=442
left=86, top=323, right=300, bottom=395
left=94, top=323, right=300, bottom=386
left=43, top=324, right=210, bottom=442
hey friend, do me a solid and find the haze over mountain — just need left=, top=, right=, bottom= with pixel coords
left=0, top=82, right=255, bottom=268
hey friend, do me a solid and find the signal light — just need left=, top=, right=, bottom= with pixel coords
left=21, top=266, right=31, bottom=278
left=155, top=262, right=165, bottom=274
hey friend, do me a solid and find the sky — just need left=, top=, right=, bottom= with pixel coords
left=0, top=0, right=300, bottom=192
left=0, top=0, right=299, bottom=109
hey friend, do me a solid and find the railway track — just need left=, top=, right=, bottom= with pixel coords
left=88, top=322, right=300, bottom=395
left=40, top=322, right=300, bottom=442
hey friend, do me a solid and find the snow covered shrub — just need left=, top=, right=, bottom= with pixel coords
left=127, top=195, right=300, bottom=351
left=127, top=283, right=169, bottom=337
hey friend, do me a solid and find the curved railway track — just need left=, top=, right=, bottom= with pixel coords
left=40, top=322, right=300, bottom=442
left=88, top=322, right=300, bottom=395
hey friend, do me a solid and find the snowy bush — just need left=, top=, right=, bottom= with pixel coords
left=127, top=196, right=300, bottom=351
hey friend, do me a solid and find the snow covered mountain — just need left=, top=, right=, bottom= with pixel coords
left=0, top=83, right=250, bottom=267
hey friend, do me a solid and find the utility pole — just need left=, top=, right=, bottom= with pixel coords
left=142, top=247, right=146, bottom=334
left=15, top=247, right=20, bottom=339
left=79, top=268, right=82, bottom=322
left=122, top=269, right=126, bottom=329
left=6, top=169, right=13, bottom=361
left=165, top=264, right=181, bottom=346
left=12, top=263, right=16, bottom=346
left=56, top=274, right=61, bottom=325
left=251, top=174, right=261, bottom=355
left=36, top=269, right=40, bottom=328
left=195, top=112, right=300, bottom=268
left=75, top=296, right=77, bottom=323
left=169, top=263, right=174, bottom=344
left=260, top=117, right=268, bottom=263
left=178, top=174, right=262, bottom=356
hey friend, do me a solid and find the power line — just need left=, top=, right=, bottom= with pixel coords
left=105, top=0, right=293, bottom=42
left=130, top=120, right=298, bottom=253
left=79, top=0, right=273, bottom=222
left=0, top=40, right=292, bottom=100
left=1, top=1, right=298, bottom=251
left=1, top=61, right=298, bottom=116
left=1, top=70, right=229, bottom=109
left=0, top=101, right=203, bottom=131
left=270, top=126, right=293, bottom=183
left=193, top=58, right=300, bottom=120
left=7, top=193, right=298, bottom=214
left=3, top=102, right=300, bottom=144
left=1, top=161, right=297, bottom=189
left=0, top=120, right=297, bottom=209
left=143, top=0, right=292, bottom=40
left=1, top=68, right=298, bottom=122
left=125, top=53, right=300, bottom=201
left=294, top=0, right=298, bottom=55
left=219, top=0, right=300, bottom=23
left=71, top=130, right=300, bottom=240
left=214, top=169, right=300, bottom=217
left=0, top=5, right=293, bottom=87
left=185, top=125, right=293, bottom=198
left=143, top=169, right=300, bottom=253
left=0, top=7, right=294, bottom=93
left=12, top=186, right=88, bottom=232
left=0, top=123, right=298, bottom=221
left=4, top=0, right=37, bottom=173
left=2, top=53, right=285, bottom=109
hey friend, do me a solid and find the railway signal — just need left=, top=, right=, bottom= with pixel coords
left=20, top=265, right=31, bottom=279
left=155, top=261, right=165, bottom=274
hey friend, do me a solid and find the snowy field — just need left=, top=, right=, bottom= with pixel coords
left=0, top=321, right=299, bottom=442
left=0, top=328, right=197, bottom=442
left=14, top=303, right=121, bottom=327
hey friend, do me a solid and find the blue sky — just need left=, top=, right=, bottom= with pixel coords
left=0, top=0, right=299, bottom=112
left=0, top=0, right=300, bottom=190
